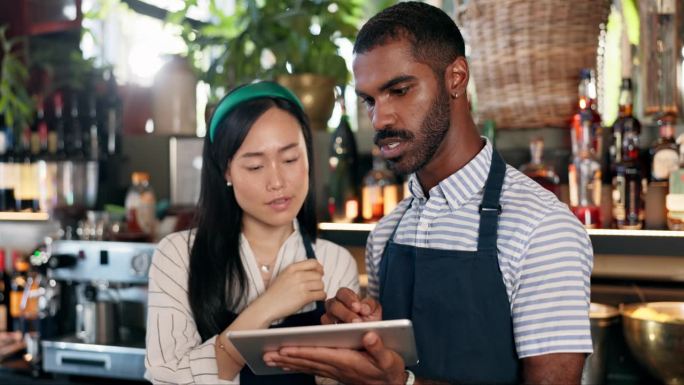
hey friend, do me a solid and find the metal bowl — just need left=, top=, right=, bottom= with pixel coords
left=582, top=303, right=620, bottom=385
left=620, top=302, right=684, bottom=385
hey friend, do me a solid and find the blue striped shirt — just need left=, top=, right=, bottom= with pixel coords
left=366, top=140, right=594, bottom=358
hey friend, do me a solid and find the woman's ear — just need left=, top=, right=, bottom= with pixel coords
left=224, top=167, right=233, bottom=187
left=446, top=56, right=469, bottom=100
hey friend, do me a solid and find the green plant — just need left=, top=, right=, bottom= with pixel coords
left=168, top=0, right=363, bottom=99
left=29, top=33, right=108, bottom=94
left=0, top=25, right=33, bottom=129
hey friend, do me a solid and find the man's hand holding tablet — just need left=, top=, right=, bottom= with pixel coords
left=264, top=288, right=412, bottom=384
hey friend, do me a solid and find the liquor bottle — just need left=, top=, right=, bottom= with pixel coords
left=611, top=78, right=645, bottom=229
left=104, top=70, right=122, bottom=156
left=519, top=137, right=560, bottom=197
left=0, top=116, right=17, bottom=211
left=66, top=92, right=86, bottom=209
left=666, top=135, right=684, bottom=230
left=16, top=124, right=39, bottom=212
left=125, top=172, right=157, bottom=238
left=569, top=69, right=603, bottom=228
left=650, top=113, right=679, bottom=183
left=83, top=93, right=100, bottom=209
left=361, top=147, right=400, bottom=222
left=34, top=95, right=57, bottom=213
left=4, top=122, right=18, bottom=212
left=571, top=69, right=603, bottom=158
left=52, top=91, right=70, bottom=210
left=0, top=249, right=8, bottom=331
left=328, top=96, right=359, bottom=222
left=9, top=254, right=39, bottom=332
left=610, top=79, right=641, bottom=171
left=570, top=152, right=602, bottom=228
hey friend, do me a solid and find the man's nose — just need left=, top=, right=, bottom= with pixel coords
left=371, top=100, right=396, bottom=131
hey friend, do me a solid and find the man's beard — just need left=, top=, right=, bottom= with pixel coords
left=385, top=87, right=451, bottom=175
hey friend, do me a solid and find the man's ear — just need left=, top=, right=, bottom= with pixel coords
left=446, top=56, right=469, bottom=100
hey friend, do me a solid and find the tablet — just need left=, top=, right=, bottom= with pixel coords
left=227, top=319, right=418, bottom=375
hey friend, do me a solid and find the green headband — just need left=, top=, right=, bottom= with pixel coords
left=209, top=81, right=304, bottom=143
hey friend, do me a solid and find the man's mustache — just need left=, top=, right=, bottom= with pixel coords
left=373, top=129, right=414, bottom=146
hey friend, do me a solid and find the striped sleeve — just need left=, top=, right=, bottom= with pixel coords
left=315, top=239, right=360, bottom=297
left=145, top=232, right=237, bottom=384
left=511, top=208, right=594, bottom=358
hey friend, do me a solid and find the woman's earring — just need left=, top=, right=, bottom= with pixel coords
left=226, top=181, right=232, bottom=187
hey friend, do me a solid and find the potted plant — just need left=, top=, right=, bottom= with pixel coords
left=0, top=25, right=34, bottom=132
left=168, top=0, right=363, bottom=130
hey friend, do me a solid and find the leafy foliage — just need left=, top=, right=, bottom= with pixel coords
left=168, top=0, right=363, bottom=99
left=0, top=25, right=33, bottom=129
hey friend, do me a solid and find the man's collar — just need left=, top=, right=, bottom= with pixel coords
left=408, top=138, right=493, bottom=212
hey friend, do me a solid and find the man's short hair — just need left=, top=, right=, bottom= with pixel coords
left=354, top=1, right=466, bottom=75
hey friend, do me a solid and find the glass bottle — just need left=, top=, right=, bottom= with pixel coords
left=666, top=135, right=684, bottom=230
left=83, top=93, right=99, bottom=209
left=0, top=116, right=17, bottom=211
left=104, top=71, right=122, bottom=156
left=328, top=95, right=359, bottom=223
left=0, top=249, right=8, bottom=331
left=569, top=69, right=603, bottom=228
left=34, top=95, right=57, bottom=214
left=519, top=137, right=560, bottom=197
left=610, top=79, right=641, bottom=170
left=613, top=162, right=644, bottom=230
left=650, top=113, right=679, bottom=183
left=571, top=69, right=603, bottom=158
left=610, top=78, right=645, bottom=229
left=125, top=172, right=157, bottom=237
left=51, top=91, right=77, bottom=217
left=9, top=255, right=39, bottom=332
left=361, top=147, right=400, bottom=222
left=67, top=92, right=87, bottom=209
left=570, top=151, right=602, bottom=229
left=16, top=124, right=39, bottom=212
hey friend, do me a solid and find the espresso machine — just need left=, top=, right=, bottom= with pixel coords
left=38, top=240, right=154, bottom=381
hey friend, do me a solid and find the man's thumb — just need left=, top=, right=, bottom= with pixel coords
left=363, top=332, right=393, bottom=369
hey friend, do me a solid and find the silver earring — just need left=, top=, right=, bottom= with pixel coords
left=226, top=181, right=232, bottom=187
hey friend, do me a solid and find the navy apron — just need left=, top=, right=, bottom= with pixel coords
left=227, top=232, right=324, bottom=385
left=379, top=150, right=520, bottom=384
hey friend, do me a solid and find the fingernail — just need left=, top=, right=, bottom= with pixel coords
left=352, top=317, right=362, bottom=323
left=361, top=304, right=371, bottom=315
left=351, top=302, right=361, bottom=312
left=265, top=361, right=276, bottom=367
left=283, top=367, right=291, bottom=372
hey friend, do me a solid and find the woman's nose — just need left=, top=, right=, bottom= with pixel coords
left=266, top=163, right=284, bottom=191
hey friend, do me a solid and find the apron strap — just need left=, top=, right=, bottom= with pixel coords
left=300, top=231, right=326, bottom=312
left=477, top=150, right=506, bottom=253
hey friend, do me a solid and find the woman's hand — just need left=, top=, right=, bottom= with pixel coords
left=253, top=259, right=326, bottom=323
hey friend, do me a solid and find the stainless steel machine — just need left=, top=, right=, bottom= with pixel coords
left=39, top=240, right=153, bottom=381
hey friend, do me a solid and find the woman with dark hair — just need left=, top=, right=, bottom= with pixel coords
left=145, top=81, right=359, bottom=384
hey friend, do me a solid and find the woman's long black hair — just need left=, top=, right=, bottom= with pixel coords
left=188, top=95, right=317, bottom=342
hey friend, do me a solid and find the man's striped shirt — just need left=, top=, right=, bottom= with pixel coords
left=366, top=140, right=594, bottom=358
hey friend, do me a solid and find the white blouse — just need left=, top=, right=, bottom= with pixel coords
left=145, top=227, right=360, bottom=384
